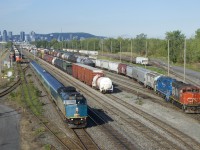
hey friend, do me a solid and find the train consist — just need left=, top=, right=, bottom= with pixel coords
left=30, top=61, right=88, bottom=128
left=34, top=49, right=113, bottom=93
left=9, top=45, right=22, bottom=63
left=28, top=47, right=200, bottom=113
left=72, top=63, right=113, bottom=93
left=37, top=49, right=95, bottom=67
left=99, top=53, right=149, bottom=65
left=40, top=54, right=113, bottom=93
left=95, top=59, right=200, bottom=113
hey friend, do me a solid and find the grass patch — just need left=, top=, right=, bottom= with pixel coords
left=44, top=144, right=52, bottom=150
left=34, top=127, right=45, bottom=136
left=15, top=65, right=43, bottom=116
left=135, top=98, right=144, bottom=105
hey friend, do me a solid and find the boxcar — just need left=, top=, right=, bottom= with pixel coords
left=145, top=71, right=161, bottom=90
left=136, top=67, right=150, bottom=85
left=101, top=60, right=109, bottom=70
left=108, top=61, right=119, bottom=73
left=95, top=59, right=101, bottom=68
left=126, top=65, right=133, bottom=78
left=118, top=63, right=127, bottom=75
left=72, top=63, right=104, bottom=86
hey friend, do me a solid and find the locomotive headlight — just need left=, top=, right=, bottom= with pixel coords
left=76, top=107, right=79, bottom=113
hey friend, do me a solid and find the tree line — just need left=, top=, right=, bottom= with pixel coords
left=32, top=29, right=200, bottom=64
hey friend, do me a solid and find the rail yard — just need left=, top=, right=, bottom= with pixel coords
left=0, top=44, right=200, bottom=150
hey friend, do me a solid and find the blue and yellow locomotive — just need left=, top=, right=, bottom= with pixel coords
left=30, top=61, right=87, bottom=128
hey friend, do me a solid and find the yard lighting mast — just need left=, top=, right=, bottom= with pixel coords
left=168, top=40, right=170, bottom=76
left=120, top=41, right=122, bottom=62
left=131, top=40, right=133, bottom=64
left=184, top=39, right=186, bottom=82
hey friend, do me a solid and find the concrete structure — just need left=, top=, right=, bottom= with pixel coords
left=20, top=31, right=25, bottom=42
left=2, top=30, right=7, bottom=42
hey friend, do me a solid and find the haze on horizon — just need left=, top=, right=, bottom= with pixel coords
left=0, top=0, right=200, bottom=38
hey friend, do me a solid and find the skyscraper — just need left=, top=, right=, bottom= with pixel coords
left=30, top=31, right=36, bottom=42
left=8, top=31, right=13, bottom=41
left=20, top=31, right=25, bottom=42
left=3, top=30, right=7, bottom=42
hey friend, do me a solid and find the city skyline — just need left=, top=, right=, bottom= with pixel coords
left=1, top=0, right=200, bottom=38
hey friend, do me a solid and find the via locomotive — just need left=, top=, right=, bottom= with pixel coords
left=30, top=61, right=87, bottom=128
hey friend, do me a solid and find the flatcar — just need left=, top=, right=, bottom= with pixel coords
left=30, top=61, right=87, bottom=128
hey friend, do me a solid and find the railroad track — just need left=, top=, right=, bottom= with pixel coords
left=44, top=60, right=200, bottom=149
left=0, top=64, right=29, bottom=98
left=26, top=51, right=200, bottom=149
left=105, top=70, right=177, bottom=109
left=40, top=59, right=187, bottom=149
left=73, top=128, right=99, bottom=150
left=0, top=78, right=21, bottom=97
left=19, top=63, right=84, bottom=150
left=105, top=69, right=200, bottom=124
left=107, top=93, right=200, bottom=150
left=39, top=59, right=136, bottom=149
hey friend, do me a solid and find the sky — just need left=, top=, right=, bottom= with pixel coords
left=0, top=0, right=200, bottom=38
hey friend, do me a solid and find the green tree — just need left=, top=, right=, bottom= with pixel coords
left=134, top=33, right=147, bottom=55
left=165, top=30, right=185, bottom=63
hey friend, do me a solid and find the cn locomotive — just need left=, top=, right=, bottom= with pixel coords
left=95, top=59, right=200, bottom=113
left=30, top=61, right=87, bottom=128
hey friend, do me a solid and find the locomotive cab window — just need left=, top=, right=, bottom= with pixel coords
left=76, top=97, right=86, bottom=104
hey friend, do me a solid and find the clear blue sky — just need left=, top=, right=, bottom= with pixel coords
left=0, top=0, right=199, bottom=38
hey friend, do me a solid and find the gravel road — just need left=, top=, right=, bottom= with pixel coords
left=0, top=105, right=21, bottom=150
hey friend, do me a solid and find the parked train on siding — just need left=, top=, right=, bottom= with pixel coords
left=40, top=54, right=113, bottom=93
left=72, top=63, right=113, bottom=93
left=95, top=59, right=200, bottom=113
left=30, top=61, right=88, bottom=128
left=37, top=49, right=95, bottom=67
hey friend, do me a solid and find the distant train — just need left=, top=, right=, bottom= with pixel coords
left=95, top=59, right=200, bottom=113
left=14, top=47, right=22, bottom=62
left=39, top=54, right=113, bottom=93
left=37, top=49, right=95, bottom=67
left=30, top=61, right=88, bottom=128
left=34, top=49, right=113, bottom=93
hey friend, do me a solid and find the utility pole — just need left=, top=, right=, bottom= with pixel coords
left=102, top=40, right=104, bottom=55
left=120, top=41, right=122, bottom=62
left=131, top=40, right=133, bottom=63
left=110, top=40, right=112, bottom=60
left=184, top=39, right=186, bottom=82
left=145, top=41, right=148, bottom=58
left=87, top=41, right=88, bottom=50
left=168, top=40, right=170, bottom=76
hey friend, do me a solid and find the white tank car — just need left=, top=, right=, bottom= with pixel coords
left=92, top=75, right=113, bottom=93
